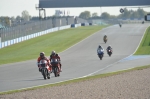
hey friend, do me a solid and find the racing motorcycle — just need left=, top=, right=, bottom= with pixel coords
left=107, top=49, right=112, bottom=57
left=97, top=49, right=104, bottom=60
left=39, top=59, right=51, bottom=80
left=51, top=58, right=61, bottom=77
left=103, top=38, right=107, bottom=43
left=119, top=24, right=122, bottom=28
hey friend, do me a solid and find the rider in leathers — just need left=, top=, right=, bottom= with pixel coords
left=97, top=45, right=104, bottom=57
left=103, top=35, right=107, bottom=40
left=106, top=45, right=113, bottom=54
left=37, top=52, right=51, bottom=72
left=49, top=51, right=62, bottom=72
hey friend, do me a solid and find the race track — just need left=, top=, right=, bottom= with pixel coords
left=0, top=24, right=150, bottom=92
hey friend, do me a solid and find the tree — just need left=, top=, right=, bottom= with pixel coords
left=110, top=15, right=117, bottom=19
left=16, top=15, right=22, bottom=22
left=117, top=8, right=148, bottom=19
left=101, top=12, right=110, bottom=19
left=122, top=8, right=131, bottom=18
left=131, top=11, right=139, bottom=18
left=92, top=12, right=98, bottom=17
left=79, top=11, right=91, bottom=19
left=22, top=10, right=30, bottom=21
left=137, top=8, right=146, bottom=18
left=4, top=17, right=10, bottom=26
left=11, top=16, right=15, bottom=22
left=10, top=16, right=15, bottom=26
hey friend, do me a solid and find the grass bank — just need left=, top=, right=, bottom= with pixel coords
left=0, top=25, right=107, bottom=65
left=134, top=26, right=150, bottom=55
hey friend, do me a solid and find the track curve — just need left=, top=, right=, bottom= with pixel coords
left=0, top=24, right=149, bottom=92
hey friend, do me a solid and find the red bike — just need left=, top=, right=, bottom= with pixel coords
left=51, top=59, right=61, bottom=77
left=39, top=59, right=51, bottom=80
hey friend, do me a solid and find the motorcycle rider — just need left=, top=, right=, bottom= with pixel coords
left=97, top=45, right=104, bottom=57
left=49, top=50, right=62, bottom=72
left=106, top=45, right=113, bottom=54
left=37, top=52, right=51, bottom=72
left=103, top=35, right=107, bottom=40
left=103, top=35, right=107, bottom=43
left=119, top=23, right=122, bottom=27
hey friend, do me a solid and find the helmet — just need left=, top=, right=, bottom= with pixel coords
left=108, top=45, right=111, bottom=47
left=40, top=52, right=45, bottom=59
left=51, top=50, right=56, bottom=55
left=99, top=45, right=101, bottom=48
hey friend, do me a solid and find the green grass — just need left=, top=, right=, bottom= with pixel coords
left=0, top=64, right=150, bottom=95
left=134, top=26, right=150, bottom=55
left=0, top=25, right=108, bottom=65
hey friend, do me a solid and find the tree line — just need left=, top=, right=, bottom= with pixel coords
left=0, top=10, right=31, bottom=27
left=79, top=8, right=149, bottom=19
left=0, top=8, right=149, bottom=27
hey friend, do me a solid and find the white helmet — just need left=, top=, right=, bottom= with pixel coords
left=51, top=50, right=56, bottom=55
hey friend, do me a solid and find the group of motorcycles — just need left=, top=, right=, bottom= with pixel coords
left=38, top=59, right=61, bottom=80
left=97, top=37, right=113, bottom=60
left=98, top=24, right=122, bottom=60
left=38, top=36, right=114, bottom=79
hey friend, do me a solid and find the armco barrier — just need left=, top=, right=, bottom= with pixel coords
left=81, top=23, right=89, bottom=26
left=89, top=23, right=92, bottom=25
left=71, top=24, right=81, bottom=28
left=0, top=24, right=81, bottom=49
left=71, top=24, right=75, bottom=28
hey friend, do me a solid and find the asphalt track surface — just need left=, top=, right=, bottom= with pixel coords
left=0, top=24, right=150, bottom=92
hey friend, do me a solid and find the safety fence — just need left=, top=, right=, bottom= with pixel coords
left=0, top=23, right=82, bottom=49
left=0, top=16, right=89, bottom=49
left=0, top=17, right=88, bottom=42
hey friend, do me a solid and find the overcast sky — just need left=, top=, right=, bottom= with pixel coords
left=0, top=0, right=150, bottom=17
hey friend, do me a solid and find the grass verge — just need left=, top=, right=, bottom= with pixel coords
left=0, top=25, right=108, bottom=65
left=134, top=26, right=150, bottom=55
left=0, top=64, right=150, bottom=95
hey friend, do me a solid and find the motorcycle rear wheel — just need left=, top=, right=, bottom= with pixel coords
left=54, top=67, right=59, bottom=77
left=47, top=72, right=50, bottom=79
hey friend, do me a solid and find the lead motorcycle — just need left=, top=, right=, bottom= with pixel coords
left=103, top=38, right=107, bottom=43
left=39, top=59, right=51, bottom=80
left=51, top=59, right=61, bottom=77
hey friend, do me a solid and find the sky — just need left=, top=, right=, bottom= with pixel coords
left=0, top=0, right=150, bottom=17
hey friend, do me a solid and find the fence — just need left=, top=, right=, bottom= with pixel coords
left=0, top=17, right=88, bottom=49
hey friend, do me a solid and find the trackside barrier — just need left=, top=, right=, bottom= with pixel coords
left=0, top=24, right=81, bottom=49
left=75, top=24, right=81, bottom=27
left=81, top=23, right=89, bottom=26
left=71, top=24, right=81, bottom=28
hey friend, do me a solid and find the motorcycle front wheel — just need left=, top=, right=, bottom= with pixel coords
left=42, top=69, right=47, bottom=80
